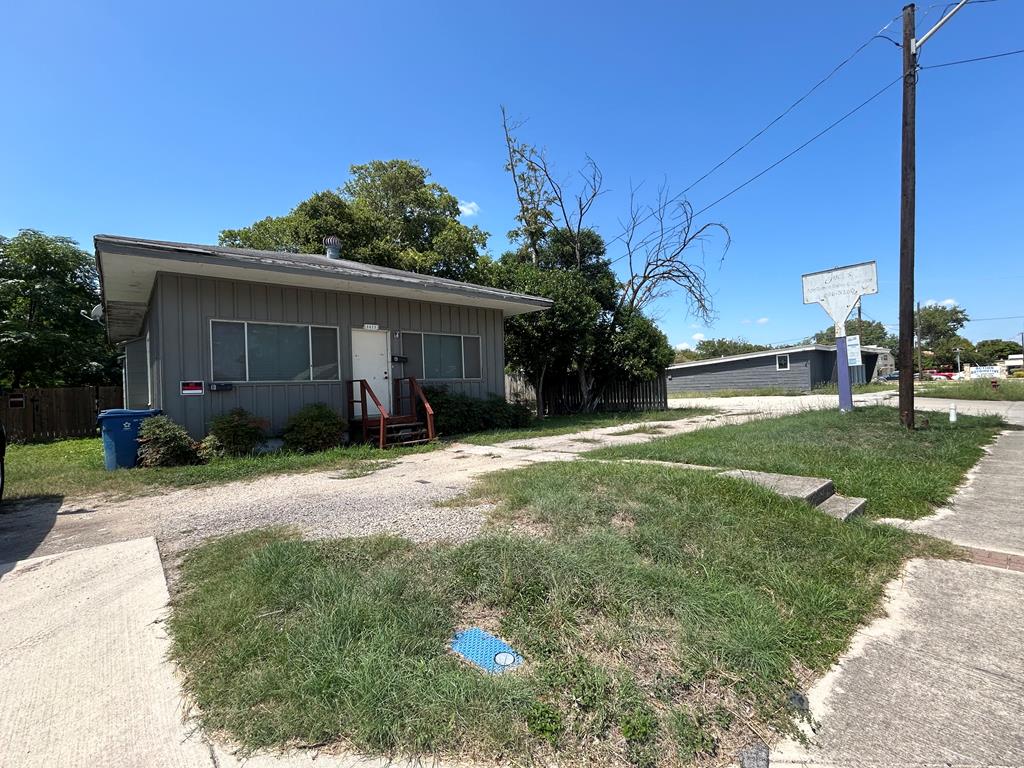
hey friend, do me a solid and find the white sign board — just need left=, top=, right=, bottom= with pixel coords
left=846, top=334, right=863, bottom=367
left=969, top=366, right=999, bottom=379
left=802, top=261, right=878, bottom=337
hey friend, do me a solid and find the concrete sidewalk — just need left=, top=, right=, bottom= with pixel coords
left=771, top=411, right=1024, bottom=768
left=772, top=558, right=1024, bottom=768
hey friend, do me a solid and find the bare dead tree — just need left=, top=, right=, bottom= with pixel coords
left=501, top=107, right=603, bottom=267
left=617, top=182, right=730, bottom=321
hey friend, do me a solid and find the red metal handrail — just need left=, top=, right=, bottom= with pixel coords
left=406, top=376, right=435, bottom=440
left=348, top=379, right=391, bottom=448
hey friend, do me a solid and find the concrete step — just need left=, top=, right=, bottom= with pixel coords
left=720, top=469, right=835, bottom=506
left=818, top=494, right=867, bottom=522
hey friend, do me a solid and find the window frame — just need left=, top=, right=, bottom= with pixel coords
left=209, top=319, right=341, bottom=383
left=401, top=331, right=483, bottom=382
left=776, top=354, right=790, bottom=371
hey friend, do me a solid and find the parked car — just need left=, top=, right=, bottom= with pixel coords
left=0, top=422, right=6, bottom=506
left=880, top=371, right=901, bottom=382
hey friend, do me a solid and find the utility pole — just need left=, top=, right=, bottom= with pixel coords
left=897, top=0, right=971, bottom=428
left=954, top=347, right=961, bottom=373
left=898, top=3, right=917, bottom=428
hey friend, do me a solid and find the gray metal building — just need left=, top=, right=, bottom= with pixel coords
left=665, top=344, right=884, bottom=394
left=97, top=236, right=550, bottom=438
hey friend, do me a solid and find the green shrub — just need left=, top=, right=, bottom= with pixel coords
left=137, top=415, right=202, bottom=467
left=422, top=386, right=532, bottom=436
left=282, top=403, right=348, bottom=453
left=197, top=433, right=225, bottom=462
left=208, top=408, right=266, bottom=456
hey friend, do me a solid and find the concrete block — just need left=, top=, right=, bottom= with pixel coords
left=818, top=494, right=867, bottom=521
left=721, top=468, right=834, bottom=506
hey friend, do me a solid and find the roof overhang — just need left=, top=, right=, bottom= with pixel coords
left=96, top=235, right=552, bottom=343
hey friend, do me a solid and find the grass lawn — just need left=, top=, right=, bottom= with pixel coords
left=456, top=408, right=714, bottom=445
left=917, top=378, right=1024, bottom=401
left=588, top=406, right=1002, bottom=520
left=171, top=462, right=948, bottom=766
left=3, top=437, right=436, bottom=502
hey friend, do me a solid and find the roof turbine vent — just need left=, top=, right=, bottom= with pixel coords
left=323, top=235, right=342, bottom=259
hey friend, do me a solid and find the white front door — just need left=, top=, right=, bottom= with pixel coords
left=351, top=329, right=391, bottom=417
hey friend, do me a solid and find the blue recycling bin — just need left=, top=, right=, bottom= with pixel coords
left=97, top=408, right=162, bottom=470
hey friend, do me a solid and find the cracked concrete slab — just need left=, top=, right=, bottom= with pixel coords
left=771, top=558, right=1024, bottom=768
left=899, top=430, right=1024, bottom=557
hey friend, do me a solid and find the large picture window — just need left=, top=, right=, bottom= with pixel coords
left=211, top=321, right=339, bottom=382
left=400, top=332, right=481, bottom=380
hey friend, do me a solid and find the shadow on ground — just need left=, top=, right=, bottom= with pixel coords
left=0, top=496, right=64, bottom=579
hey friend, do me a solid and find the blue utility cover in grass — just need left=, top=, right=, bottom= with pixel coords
left=450, top=628, right=523, bottom=674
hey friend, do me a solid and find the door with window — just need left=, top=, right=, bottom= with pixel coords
left=351, top=329, right=391, bottom=417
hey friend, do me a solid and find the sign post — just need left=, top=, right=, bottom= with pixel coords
left=802, top=261, right=878, bottom=413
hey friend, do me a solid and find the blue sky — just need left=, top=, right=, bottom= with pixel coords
left=2, top=1, right=1021, bottom=348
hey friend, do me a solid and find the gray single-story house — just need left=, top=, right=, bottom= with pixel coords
left=96, top=235, right=551, bottom=439
left=665, top=343, right=886, bottom=394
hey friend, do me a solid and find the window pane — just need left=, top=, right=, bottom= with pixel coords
left=212, top=321, right=246, bottom=381
left=311, top=327, right=339, bottom=380
left=463, top=337, right=481, bottom=379
left=402, top=333, right=423, bottom=379
left=424, top=333, right=463, bottom=379
left=247, top=324, right=311, bottom=381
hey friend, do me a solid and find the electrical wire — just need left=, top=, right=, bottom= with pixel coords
left=604, top=12, right=904, bottom=251
left=920, top=48, right=1024, bottom=69
left=687, top=74, right=903, bottom=220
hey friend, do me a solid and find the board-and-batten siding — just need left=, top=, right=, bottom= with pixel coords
left=153, top=272, right=506, bottom=438
left=122, top=338, right=150, bottom=408
left=665, top=351, right=813, bottom=394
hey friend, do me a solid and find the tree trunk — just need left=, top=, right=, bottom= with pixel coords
left=534, top=366, right=546, bottom=419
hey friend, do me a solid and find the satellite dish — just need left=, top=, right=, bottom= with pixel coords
left=90, top=304, right=104, bottom=322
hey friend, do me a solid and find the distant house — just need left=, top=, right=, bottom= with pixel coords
left=96, top=235, right=550, bottom=440
left=665, top=343, right=886, bottom=394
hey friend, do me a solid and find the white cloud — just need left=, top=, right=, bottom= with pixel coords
left=458, top=200, right=480, bottom=217
left=941, top=298, right=957, bottom=307
left=688, top=322, right=701, bottom=329
left=756, top=317, right=770, bottom=325
left=691, top=332, right=706, bottom=342
left=924, top=298, right=957, bottom=308
left=740, top=319, right=752, bottom=325
left=674, top=342, right=693, bottom=351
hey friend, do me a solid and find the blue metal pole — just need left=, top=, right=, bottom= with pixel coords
left=836, top=335, right=854, bottom=412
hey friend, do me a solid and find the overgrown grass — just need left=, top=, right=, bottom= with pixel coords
left=171, top=463, right=948, bottom=766
left=457, top=408, right=713, bottom=446
left=917, top=378, right=1024, bottom=401
left=588, top=407, right=1003, bottom=520
left=3, top=437, right=436, bottom=502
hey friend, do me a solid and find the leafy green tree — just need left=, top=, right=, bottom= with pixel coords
left=974, top=338, right=1022, bottom=365
left=918, top=304, right=969, bottom=347
left=494, top=260, right=602, bottom=416
left=0, top=230, right=119, bottom=387
left=220, top=161, right=488, bottom=281
left=812, top=319, right=896, bottom=349
left=693, top=338, right=772, bottom=359
left=929, top=335, right=975, bottom=370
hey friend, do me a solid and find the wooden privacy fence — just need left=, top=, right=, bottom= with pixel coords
left=507, top=372, right=668, bottom=414
left=1, top=386, right=123, bottom=441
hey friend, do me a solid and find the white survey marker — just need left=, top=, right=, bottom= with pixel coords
left=801, top=261, right=878, bottom=337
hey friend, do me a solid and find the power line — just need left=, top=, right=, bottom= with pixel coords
left=920, top=47, right=1024, bottom=69
left=689, top=75, right=903, bottom=219
left=605, top=12, right=903, bottom=251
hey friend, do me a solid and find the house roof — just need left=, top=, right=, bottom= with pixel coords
left=666, top=343, right=889, bottom=372
left=95, top=235, right=552, bottom=343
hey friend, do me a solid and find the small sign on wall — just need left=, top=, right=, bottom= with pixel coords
left=846, top=335, right=863, bottom=367
left=362, top=323, right=380, bottom=331
left=8, top=393, right=25, bottom=409
left=180, top=381, right=205, bottom=396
